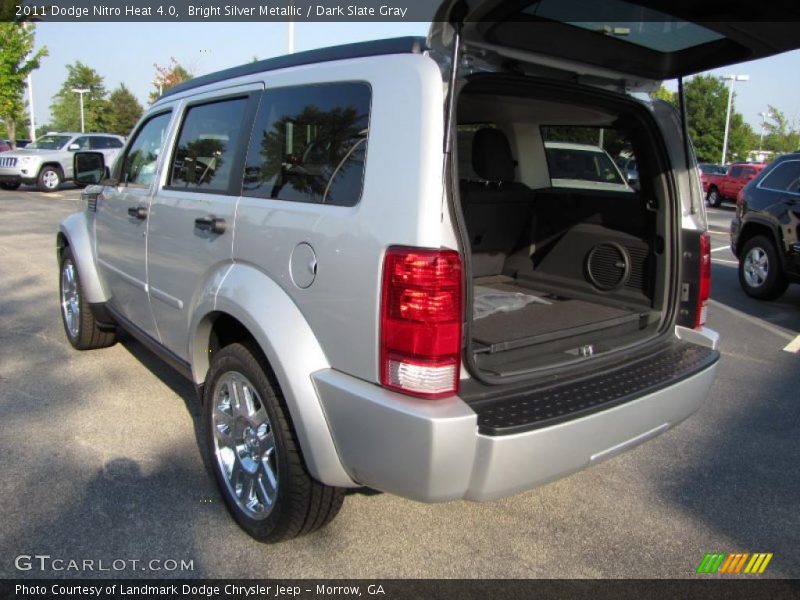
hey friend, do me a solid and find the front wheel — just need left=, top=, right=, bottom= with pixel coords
left=203, top=342, right=344, bottom=543
left=738, top=235, right=788, bottom=300
left=37, top=166, right=62, bottom=192
left=59, top=247, right=117, bottom=349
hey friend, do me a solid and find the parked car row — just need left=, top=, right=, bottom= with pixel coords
left=0, top=132, right=123, bottom=192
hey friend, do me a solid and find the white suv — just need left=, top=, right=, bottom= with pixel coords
left=56, top=5, right=797, bottom=542
left=0, top=132, right=124, bottom=192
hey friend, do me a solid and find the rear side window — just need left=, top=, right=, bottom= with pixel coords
left=169, top=97, right=249, bottom=193
left=729, top=165, right=743, bottom=178
left=243, top=82, right=371, bottom=206
left=760, top=161, right=800, bottom=194
left=90, top=136, right=123, bottom=149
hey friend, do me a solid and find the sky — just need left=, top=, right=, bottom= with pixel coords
left=25, top=21, right=800, bottom=137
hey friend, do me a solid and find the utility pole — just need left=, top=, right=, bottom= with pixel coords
left=71, top=88, right=90, bottom=133
left=720, top=74, right=749, bottom=165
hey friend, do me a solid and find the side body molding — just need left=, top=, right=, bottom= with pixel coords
left=57, top=212, right=109, bottom=304
left=190, top=263, right=356, bottom=488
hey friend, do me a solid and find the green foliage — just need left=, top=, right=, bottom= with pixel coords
left=50, top=61, right=109, bottom=132
left=0, top=23, right=47, bottom=144
left=106, top=84, right=143, bottom=136
left=762, top=105, right=800, bottom=154
left=681, top=74, right=751, bottom=163
left=650, top=85, right=676, bottom=105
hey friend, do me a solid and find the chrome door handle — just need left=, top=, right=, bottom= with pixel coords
left=194, top=216, right=226, bottom=234
left=127, top=206, right=147, bottom=220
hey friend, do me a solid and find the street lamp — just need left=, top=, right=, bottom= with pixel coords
left=758, top=111, right=774, bottom=153
left=71, top=87, right=90, bottom=133
left=720, top=74, right=749, bottom=165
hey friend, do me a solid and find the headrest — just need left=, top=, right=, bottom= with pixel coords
left=472, top=128, right=515, bottom=183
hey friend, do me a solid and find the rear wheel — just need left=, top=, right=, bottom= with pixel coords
left=37, top=165, right=62, bottom=192
left=203, top=342, right=344, bottom=543
left=59, top=247, right=117, bottom=349
left=738, top=235, right=788, bottom=300
left=0, top=182, right=21, bottom=190
left=706, top=187, right=721, bottom=208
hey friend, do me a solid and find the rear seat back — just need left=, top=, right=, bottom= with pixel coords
left=460, top=128, right=536, bottom=277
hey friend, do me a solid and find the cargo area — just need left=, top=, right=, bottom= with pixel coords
left=455, top=78, right=672, bottom=379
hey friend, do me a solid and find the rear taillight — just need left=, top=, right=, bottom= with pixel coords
left=380, top=246, right=462, bottom=399
left=695, top=232, right=711, bottom=329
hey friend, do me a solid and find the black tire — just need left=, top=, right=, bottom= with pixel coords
left=706, top=187, right=721, bottom=208
left=37, top=165, right=62, bottom=192
left=203, top=342, right=344, bottom=543
left=738, top=235, right=789, bottom=300
left=59, top=247, right=117, bottom=349
left=0, top=182, right=21, bottom=190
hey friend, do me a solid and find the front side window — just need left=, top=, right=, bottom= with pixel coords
left=120, top=112, right=172, bottom=187
left=243, top=82, right=371, bottom=206
left=760, top=161, right=800, bottom=194
left=168, top=97, right=248, bottom=193
left=70, top=137, right=92, bottom=150
left=729, top=165, right=743, bottom=178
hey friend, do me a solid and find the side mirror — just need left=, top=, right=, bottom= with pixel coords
left=68, top=143, right=80, bottom=151
left=74, top=151, right=108, bottom=185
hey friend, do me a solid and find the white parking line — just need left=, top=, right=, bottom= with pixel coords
left=707, top=230, right=729, bottom=235
left=708, top=299, right=795, bottom=342
left=711, top=258, right=738, bottom=266
left=710, top=246, right=730, bottom=253
left=783, top=334, right=800, bottom=354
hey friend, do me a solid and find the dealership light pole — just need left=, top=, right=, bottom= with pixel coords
left=758, top=111, right=774, bottom=152
left=71, top=88, right=90, bottom=133
left=720, top=74, right=749, bottom=165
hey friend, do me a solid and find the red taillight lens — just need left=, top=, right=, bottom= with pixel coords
left=695, top=232, right=711, bottom=329
left=380, top=247, right=462, bottom=399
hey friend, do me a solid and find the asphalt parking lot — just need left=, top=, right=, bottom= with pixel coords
left=0, top=187, right=798, bottom=579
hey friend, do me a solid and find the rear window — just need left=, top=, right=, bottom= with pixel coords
left=541, top=126, right=632, bottom=189
left=759, top=161, right=800, bottom=194
left=242, top=82, right=371, bottom=207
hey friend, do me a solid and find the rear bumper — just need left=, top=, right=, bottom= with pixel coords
left=314, top=332, right=719, bottom=502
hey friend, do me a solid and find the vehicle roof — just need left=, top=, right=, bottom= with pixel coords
left=158, top=36, right=427, bottom=102
left=40, top=132, right=122, bottom=137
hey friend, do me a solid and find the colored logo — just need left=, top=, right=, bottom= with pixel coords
left=696, top=552, right=773, bottom=574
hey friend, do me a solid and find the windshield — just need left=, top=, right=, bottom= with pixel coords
left=27, top=135, right=71, bottom=150
left=545, top=147, right=625, bottom=184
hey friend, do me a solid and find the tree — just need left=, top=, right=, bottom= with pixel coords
left=106, top=84, right=143, bottom=136
left=50, top=61, right=109, bottom=132
left=681, top=74, right=751, bottom=164
left=149, top=58, right=192, bottom=103
left=0, top=23, right=48, bottom=144
left=650, top=84, right=676, bottom=105
left=762, top=106, right=800, bottom=154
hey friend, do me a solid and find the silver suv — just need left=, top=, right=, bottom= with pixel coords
left=56, top=6, right=797, bottom=543
left=0, top=132, right=124, bottom=192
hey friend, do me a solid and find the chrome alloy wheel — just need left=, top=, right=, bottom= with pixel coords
left=743, top=246, right=769, bottom=288
left=60, top=259, right=80, bottom=339
left=212, top=371, right=278, bottom=519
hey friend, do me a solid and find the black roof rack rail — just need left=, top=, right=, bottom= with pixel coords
left=159, top=36, right=428, bottom=100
